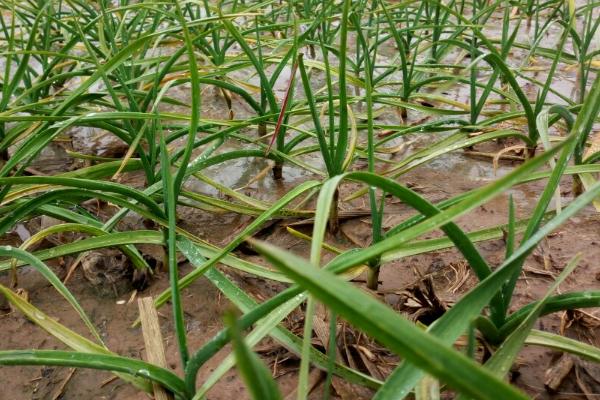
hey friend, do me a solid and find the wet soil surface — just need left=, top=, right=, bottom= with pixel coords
left=2, top=143, right=600, bottom=399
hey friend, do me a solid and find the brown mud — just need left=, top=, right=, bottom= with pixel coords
left=2, top=142, right=600, bottom=399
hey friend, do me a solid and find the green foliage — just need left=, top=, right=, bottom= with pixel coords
left=0, top=1, right=599, bottom=399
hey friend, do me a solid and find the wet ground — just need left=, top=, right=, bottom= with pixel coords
left=2, top=142, right=600, bottom=399
left=1, top=3, right=600, bottom=400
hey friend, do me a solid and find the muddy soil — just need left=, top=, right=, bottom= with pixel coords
left=2, top=143, right=600, bottom=399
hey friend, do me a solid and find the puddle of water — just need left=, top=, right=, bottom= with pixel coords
left=1, top=2, right=594, bottom=221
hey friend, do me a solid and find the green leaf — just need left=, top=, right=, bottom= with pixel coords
left=225, top=312, right=283, bottom=400
left=251, top=240, right=528, bottom=400
left=177, top=238, right=378, bottom=396
left=151, top=180, right=320, bottom=310
left=159, top=130, right=188, bottom=367
left=525, top=330, right=600, bottom=363
left=0, top=350, right=188, bottom=399
left=374, top=176, right=600, bottom=400
left=455, top=254, right=581, bottom=400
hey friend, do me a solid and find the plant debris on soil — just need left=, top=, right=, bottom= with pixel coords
left=1, top=0, right=600, bottom=399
